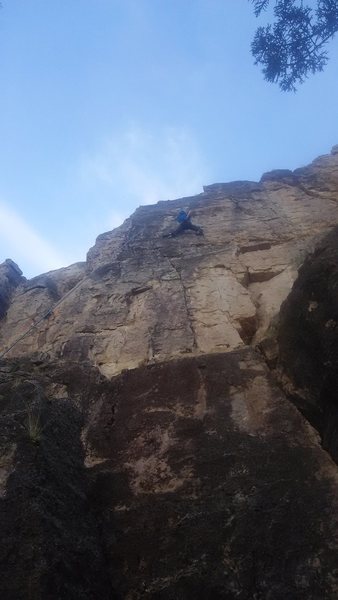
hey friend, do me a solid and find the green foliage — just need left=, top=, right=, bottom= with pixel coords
left=250, top=0, right=338, bottom=90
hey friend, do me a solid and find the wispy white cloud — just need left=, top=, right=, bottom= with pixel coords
left=0, top=201, right=68, bottom=276
left=79, top=124, right=210, bottom=208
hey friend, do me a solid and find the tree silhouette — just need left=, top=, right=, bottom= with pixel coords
left=250, top=0, right=338, bottom=91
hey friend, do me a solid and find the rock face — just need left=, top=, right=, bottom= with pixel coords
left=278, top=225, right=338, bottom=463
left=0, top=259, right=24, bottom=319
left=2, top=148, right=338, bottom=598
left=1, top=351, right=338, bottom=599
left=2, top=148, right=338, bottom=375
left=0, top=359, right=113, bottom=600
left=87, top=350, right=338, bottom=599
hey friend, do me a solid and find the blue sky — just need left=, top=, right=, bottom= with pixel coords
left=0, top=0, right=338, bottom=278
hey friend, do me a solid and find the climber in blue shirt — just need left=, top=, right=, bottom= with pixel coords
left=165, top=209, right=203, bottom=237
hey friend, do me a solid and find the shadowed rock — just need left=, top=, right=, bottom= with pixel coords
left=0, top=259, right=24, bottom=319
left=278, top=225, right=338, bottom=463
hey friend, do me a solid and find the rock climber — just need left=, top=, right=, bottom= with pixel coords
left=164, top=209, right=203, bottom=238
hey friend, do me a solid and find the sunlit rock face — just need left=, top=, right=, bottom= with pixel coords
left=2, top=148, right=338, bottom=377
left=2, top=148, right=338, bottom=598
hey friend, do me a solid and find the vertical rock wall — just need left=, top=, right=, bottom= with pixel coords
left=2, top=148, right=338, bottom=377
left=1, top=148, right=338, bottom=597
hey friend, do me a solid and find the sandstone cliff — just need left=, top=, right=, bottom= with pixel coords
left=1, top=148, right=338, bottom=598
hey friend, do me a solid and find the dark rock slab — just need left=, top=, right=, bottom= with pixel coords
left=0, top=359, right=114, bottom=600
left=0, top=259, right=24, bottom=319
left=279, top=225, right=338, bottom=462
left=87, top=349, right=338, bottom=599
